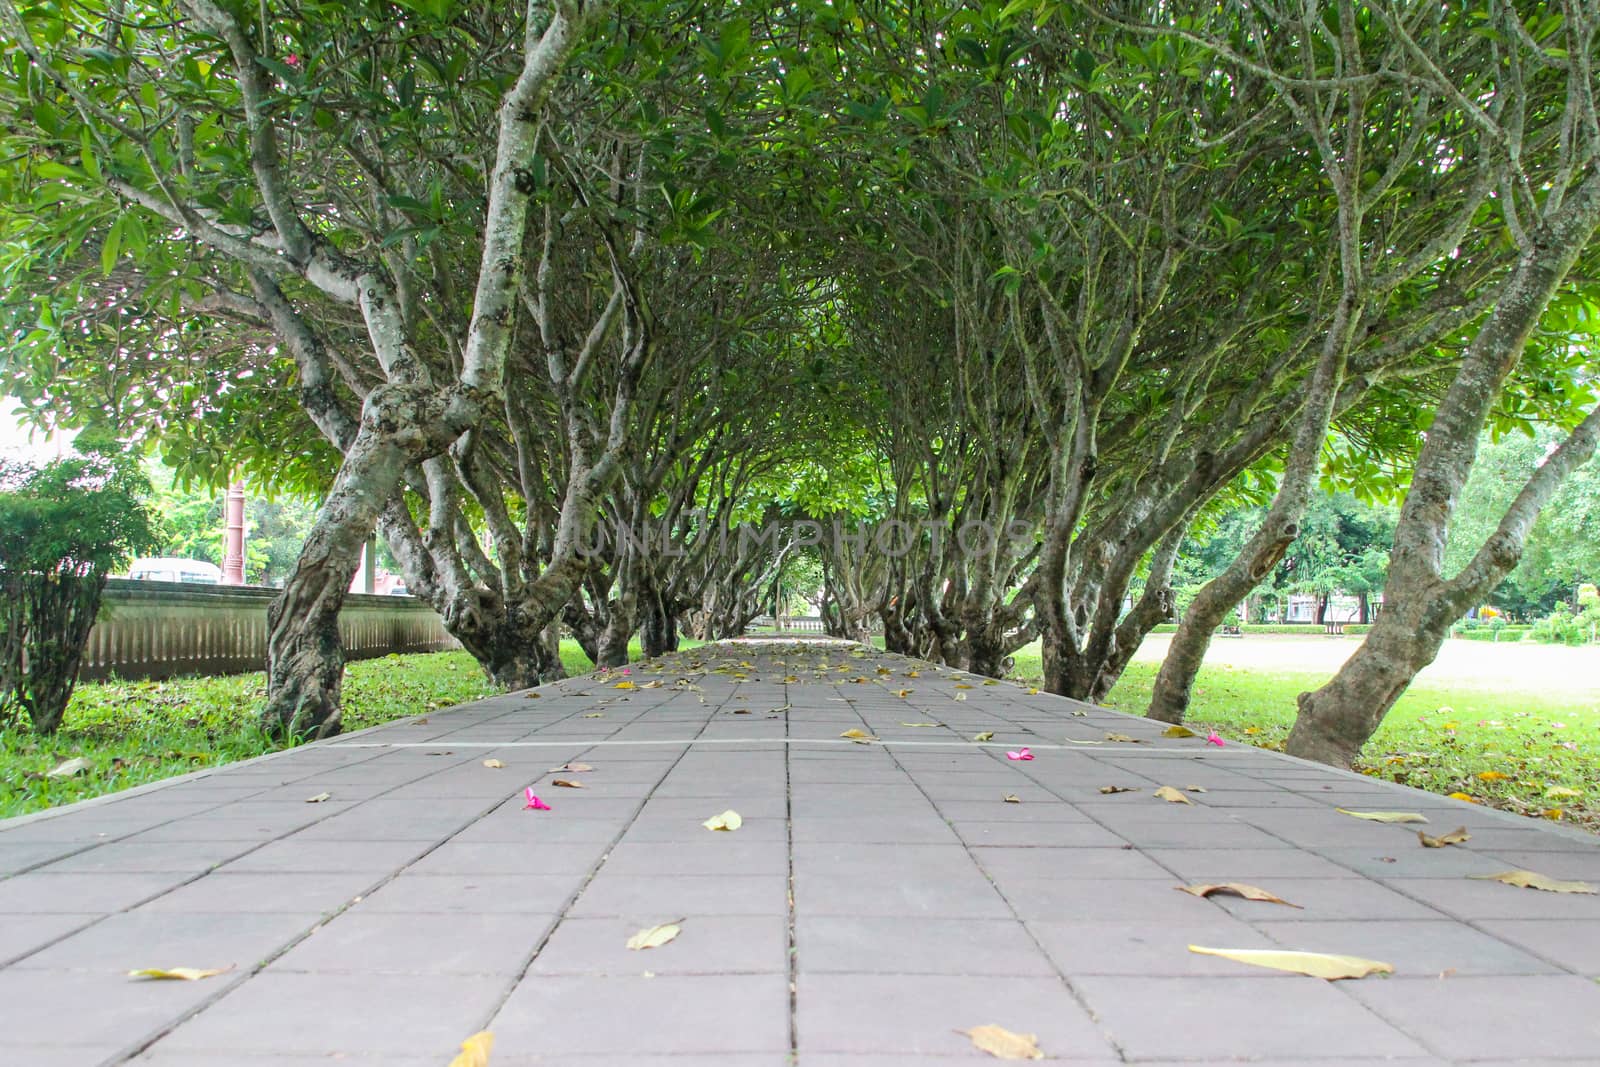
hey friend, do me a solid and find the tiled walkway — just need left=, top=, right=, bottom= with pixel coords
left=2, top=639, right=1598, bottom=1065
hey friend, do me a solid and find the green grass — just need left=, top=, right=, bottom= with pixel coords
left=0, top=637, right=696, bottom=819
left=1008, top=645, right=1600, bottom=833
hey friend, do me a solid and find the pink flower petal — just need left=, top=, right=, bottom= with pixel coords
left=1006, top=747, right=1034, bottom=761
left=1206, top=731, right=1224, bottom=747
left=524, top=788, right=551, bottom=811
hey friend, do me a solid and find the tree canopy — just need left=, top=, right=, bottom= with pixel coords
left=1, top=0, right=1597, bottom=758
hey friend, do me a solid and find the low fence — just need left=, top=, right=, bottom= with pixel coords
left=79, top=579, right=458, bottom=682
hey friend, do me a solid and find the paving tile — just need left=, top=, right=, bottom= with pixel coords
left=1074, top=975, right=1429, bottom=1060
left=1143, top=847, right=1361, bottom=880
left=1028, top=916, right=1281, bottom=976
left=0, top=1045, right=128, bottom=1065
left=151, top=972, right=503, bottom=1057
left=37, top=840, right=259, bottom=874
left=404, top=841, right=610, bottom=875
left=12, top=910, right=318, bottom=972
left=972, top=846, right=1172, bottom=881
left=998, top=877, right=1223, bottom=923
left=219, top=839, right=433, bottom=873
left=0, top=911, right=99, bottom=964
left=795, top=973, right=1115, bottom=1056
left=0, top=871, right=191, bottom=913
left=568, top=874, right=788, bottom=918
left=528, top=914, right=786, bottom=975
left=1343, top=974, right=1600, bottom=1060
left=492, top=974, right=790, bottom=1053
left=271, top=911, right=557, bottom=975
left=137, top=871, right=379, bottom=914
left=353, top=873, right=582, bottom=914
left=0, top=966, right=227, bottom=1046
left=796, top=915, right=1056, bottom=976
left=1473, top=918, right=1600, bottom=974
left=1376, top=876, right=1600, bottom=919
left=1204, top=876, right=1448, bottom=921
left=1256, top=918, right=1561, bottom=976
left=598, top=839, right=788, bottom=876
left=950, top=820, right=1129, bottom=848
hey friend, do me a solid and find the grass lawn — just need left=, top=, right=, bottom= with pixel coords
left=0, top=638, right=675, bottom=819
left=1009, top=641, right=1600, bottom=833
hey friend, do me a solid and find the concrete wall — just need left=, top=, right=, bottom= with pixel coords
left=80, top=579, right=459, bottom=682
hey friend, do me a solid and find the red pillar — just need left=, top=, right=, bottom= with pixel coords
left=221, top=481, right=246, bottom=585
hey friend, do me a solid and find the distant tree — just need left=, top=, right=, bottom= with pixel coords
left=0, top=455, right=157, bottom=733
left=1445, top=431, right=1600, bottom=617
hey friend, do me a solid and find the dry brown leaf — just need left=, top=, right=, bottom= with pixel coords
left=1336, top=808, right=1429, bottom=824
left=481, top=759, right=505, bottom=769
left=1177, top=883, right=1301, bottom=907
left=900, top=721, right=938, bottom=727
left=1098, top=785, right=1135, bottom=795
left=561, top=762, right=594, bottom=773
left=128, top=965, right=233, bottom=981
left=1154, top=786, right=1193, bottom=805
left=839, top=728, right=878, bottom=742
left=304, top=792, right=331, bottom=804
left=974, top=731, right=995, bottom=742
left=1469, top=869, right=1598, bottom=894
left=448, top=1030, right=494, bottom=1067
left=954, top=684, right=975, bottom=690
left=959, top=1024, right=1044, bottom=1060
left=1417, top=826, right=1471, bottom=848
left=1185, top=785, right=1209, bottom=793
left=626, top=922, right=682, bottom=950
left=639, top=680, right=664, bottom=689
left=1162, top=724, right=1197, bottom=738
left=583, top=712, right=605, bottom=718
left=1187, top=945, right=1393, bottom=980
left=702, top=810, right=742, bottom=832
left=551, top=778, right=584, bottom=789
left=1105, top=732, right=1143, bottom=743
left=896, top=690, right=914, bottom=698
left=1003, top=794, right=1021, bottom=804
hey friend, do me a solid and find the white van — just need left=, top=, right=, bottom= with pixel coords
left=126, top=557, right=224, bottom=584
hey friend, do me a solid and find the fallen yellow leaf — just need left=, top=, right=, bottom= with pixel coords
left=955, top=684, right=974, bottom=689
left=954, top=692, right=968, bottom=701
left=304, top=792, right=331, bottom=804
left=1476, top=771, right=1509, bottom=782
left=482, top=759, right=505, bottom=769
left=1003, top=794, right=1021, bottom=804
left=1542, top=808, right=1565, bottom=820
left=614, top=681, right=635, bottom=689
left=1417, top=826, right=1470, bottom=848
left=1336, top=808, right=1428, bottom=824
left=583, top=712, right=604, bottom=718
left=896, top=690, right=914, bottom=698
left=1163, top=725, right=1197, bottom=738
left=1447, top=792, right=1479, bottom=803
left=900, top=721, right=938, bottom=727
left=127, top=965, right=233, bottom=981
left=839, top=728, right=878, bottom=742
left=1546, top=786, right=1581, bottom=798
left=1026, top=687, right=1040, bottom=695
left=959, top=1024, right=1044, bottom=1059
left=1177, top=883, right=1300, bottom=907
left=560, top=762, right=594, bottom=773
left=626, top=922, right=682, bottom=950
left=448, top=1030, right=494, bottom=1067
left=974, top=732, right=995, bottom=742
left=702, top=810, right=742, bottom=832
left=1469, top=869, right=1597, bottom=894
left=1154, top=786, right=1193, bottom=805
left=46, top=757, right=91, bottom=778
left=1187, top=946, right=1393, bottom=979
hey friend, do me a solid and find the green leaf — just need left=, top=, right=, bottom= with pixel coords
left=100, top=215, right=124, bottom=275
